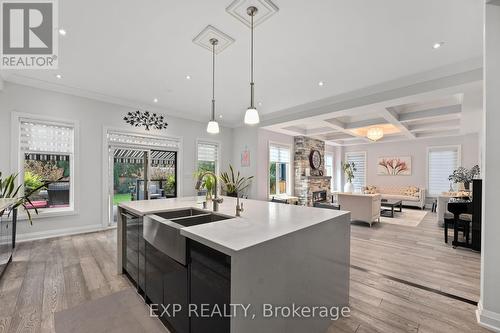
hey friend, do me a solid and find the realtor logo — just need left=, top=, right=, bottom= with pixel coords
left=1, top=0, right=58, bottom=69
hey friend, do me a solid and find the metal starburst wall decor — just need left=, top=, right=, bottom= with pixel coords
left=123, top=110, right=168, bottom=131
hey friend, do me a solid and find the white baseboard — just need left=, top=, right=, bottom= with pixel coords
left=477, top=301, right=500, bottom=332
left=16, top=224, right=116, bottom=243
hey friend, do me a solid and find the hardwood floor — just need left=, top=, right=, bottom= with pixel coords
left=0, top=210, right=489, bottom=333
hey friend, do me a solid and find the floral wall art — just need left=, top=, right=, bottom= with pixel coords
left=377, top=156, right=412, bottom=176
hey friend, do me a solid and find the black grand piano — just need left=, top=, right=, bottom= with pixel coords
left=446, top=179, right=482, bottom=251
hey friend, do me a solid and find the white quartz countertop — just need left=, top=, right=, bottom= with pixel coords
left=119, top=196, right=349, bottom=255
left=0, top=198, right=16, bottom=212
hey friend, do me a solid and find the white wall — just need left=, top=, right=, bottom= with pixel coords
left=230, top=126, right=259, bottom=199
left=343, top=134, right=480, bottom=194
left=478, top=2, right=500, bottom=331
left=0, top=82, right=233, bottom=239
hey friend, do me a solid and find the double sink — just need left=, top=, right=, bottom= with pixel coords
left=143, top=208, right=232, bottom=265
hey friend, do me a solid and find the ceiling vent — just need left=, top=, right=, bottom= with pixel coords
left=192, top=25, right=235, bottom=54
left=226, top=0, right=279, bottom=27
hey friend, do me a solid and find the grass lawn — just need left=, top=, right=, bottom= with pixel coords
left=113, top=193, right=132, bottom=205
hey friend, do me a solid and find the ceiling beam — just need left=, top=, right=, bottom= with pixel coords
left=321, top=119, right=372, bottom=143
left=282, top=125, right=306, bottom=135
left=344, top=118, right=389, bottom=129
left=305, top=127, right=339, bottom=135
left=399, top=104, right=462, bottom=122
left=408, top=119, right=461, bottom=132
left=380, top=107, right=416, bottom=139
left=415, top=129, right=461, bottom=139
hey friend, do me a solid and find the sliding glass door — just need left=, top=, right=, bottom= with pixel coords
left=109, top=148, right=177, bottom=224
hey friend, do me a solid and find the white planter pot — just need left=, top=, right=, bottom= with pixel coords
left=344, top=182, right=354, bottom=193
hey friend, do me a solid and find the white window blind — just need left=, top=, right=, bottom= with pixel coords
left=346, top=152, right=366, bottom=191
left=197, top=142, right=218, bottom=162
left=428, top=146, right=460, bottom=196
left=20, top=120, right=74, bottom=153
left=269, top=144, right=290, bottom=163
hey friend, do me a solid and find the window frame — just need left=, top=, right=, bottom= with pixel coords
left=427, top=145, right=462, bottom=197
left=268, top=141, right=292, bottom=197
left=344, top=151, right=367, bottom=192
left=325, top=153, right=334, bottom=192
left=195, top=139, right=221, bottom=177
left=11, top=112, right=79, bottom=219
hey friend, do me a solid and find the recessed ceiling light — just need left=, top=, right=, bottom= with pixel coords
left=219, top=114, right=223, bottom=119
left=258, top=101, right=263, bottom=106
left=185, top=75, right=191, bottom=80
left=433, top=42, right=444, bottom=49
left=58, top=28, right=66, bottom=36
left=318, top=81, right=324, bottom=87
left=55, top=74, right=62, bottom=79
left=153, top=98, right=159, bottom=103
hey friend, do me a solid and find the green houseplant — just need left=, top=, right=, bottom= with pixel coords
left=342, top=161, right=356, bottom=193
left=193, top=171, right=216, bottom=200
left=219, top=165, right=253, bottom=197
left=0, top=172, right=54, bottom=224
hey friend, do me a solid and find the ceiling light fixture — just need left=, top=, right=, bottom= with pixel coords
left=366, top=127, right=384, bottom=141
left=153, top=98, right=159, bottom=103
left=433, top=42, right=444, bottom=49
left=185, top=75, right=191, bottom=80
left=55, top=74, right=62, bottom=79
left=206, top=38, right=220, bottom=134
left=244, top=6, right=260, bottom=125
left=58, top=28, right=67, bottom=36
left=318, top=81, right=324, bottom=87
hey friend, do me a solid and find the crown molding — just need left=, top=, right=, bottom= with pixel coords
left=2, top=73, right=237, bottom=127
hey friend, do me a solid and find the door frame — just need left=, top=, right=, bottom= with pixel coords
left=101, top=127, right=183, bottom=227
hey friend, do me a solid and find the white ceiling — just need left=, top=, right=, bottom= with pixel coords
left=263, top=80, right=483, bottom=146
left=1, top=0, right=484, bottom=126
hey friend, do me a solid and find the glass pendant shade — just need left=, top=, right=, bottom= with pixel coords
left=207, top=120, right=220, bottom=134
left=366, top=127, right=384, bottom=141
left=244, top=107, right=260, bottom=125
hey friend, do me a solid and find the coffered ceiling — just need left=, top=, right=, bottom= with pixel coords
left=262, top=78, right=483, bottom=146
left=0, top=0, right=484, bottom=127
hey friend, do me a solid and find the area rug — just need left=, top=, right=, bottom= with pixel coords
left=380, top=208, right=428, bottom=227
left=54, top=288, right=168, bottom=333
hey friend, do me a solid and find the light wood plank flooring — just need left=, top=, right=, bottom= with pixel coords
left=0, top=211, right=489, bottom=333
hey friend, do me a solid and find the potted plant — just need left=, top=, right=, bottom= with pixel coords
left=342, top=161, right=356, bottom=193
left=448, top=165, right=480, bottom=191
left=219, top=165, right=253, bottom=197
left=193, top=171, right=216, bottom=201
left=1, top=172, right=60, bottom=246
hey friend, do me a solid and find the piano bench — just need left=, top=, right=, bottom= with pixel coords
left=444, top=217, right=471, bottom=245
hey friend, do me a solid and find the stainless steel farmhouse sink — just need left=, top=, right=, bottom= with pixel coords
left=143, top=210, right=232, bottom=265
left=153, top=208, right=207, bottom=220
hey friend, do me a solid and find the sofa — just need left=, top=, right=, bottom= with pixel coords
left=338, top=193, right=381, bottom=226
left=363, top=185, right=426, bottom=209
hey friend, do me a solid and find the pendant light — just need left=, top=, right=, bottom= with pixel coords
left=244, top=6, right=260, bottom=125
left=206, top=38, right=220, bottom=134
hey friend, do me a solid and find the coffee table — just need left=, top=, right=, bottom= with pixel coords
left=380, top=199, right=402, bottom=218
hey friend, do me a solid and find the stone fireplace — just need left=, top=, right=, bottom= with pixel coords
left=294, top=136, right=331, bottom=206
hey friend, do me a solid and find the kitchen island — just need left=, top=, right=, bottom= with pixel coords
left=118, top=196, right=350, bottom=333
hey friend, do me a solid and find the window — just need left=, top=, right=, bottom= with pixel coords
left=20, top=119, right=75, bottom=212
left=325, top=153, right=334, bottom=191
left=197, top=141, right=219, bottom=174
left=428, top=146, right=461, bottom=196
left=345, top=152, right=366, bottom=192
left=269, top=143, right=291, bottom=196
